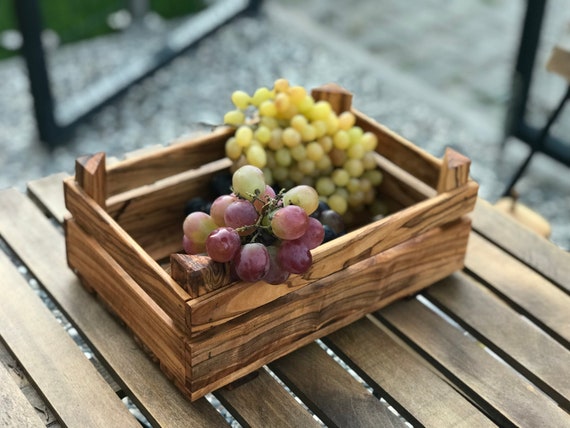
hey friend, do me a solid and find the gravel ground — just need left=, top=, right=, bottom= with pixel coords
left=0, top=0, right=568, bottom=248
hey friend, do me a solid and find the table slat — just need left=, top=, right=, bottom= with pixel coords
left=472, top=199, right=570, bottom=291
left=0, top=189, right=227, bottom=427
left=215, top=368, right=321, bottom=427
left=26, top=173, right=70, bottom=224
left=426, top=272, right=570, bottom=410
left=0, top=356, right=46, bottom=428
left=466, top=233, right=570, bottom=345
left=325, top=317, right=494, bottom=428
left=269, top=342, right=407, bottom=428
left=0, top=250, right=140, bottom=427
left=378, top=298, right=570, bottom=427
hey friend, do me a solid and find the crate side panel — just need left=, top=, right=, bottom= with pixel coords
left=186, top=181, right=478, bottom=333
left=186, top=218, right=471, bottom=399
left=66, top=218, right=187, bottom=385
left=106, top=127, right=233, bottom=196
left=354, top=109, right=442, bottom=189
left=107, top=159, right=231, bottom=261
left=64, top=178, right=190, bottom=330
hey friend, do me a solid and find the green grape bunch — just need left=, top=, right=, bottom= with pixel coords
left=223, top=78, right=384, bottom=219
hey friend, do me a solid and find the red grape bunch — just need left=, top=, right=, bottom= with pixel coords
left=182, top=165, right=325, bottom=284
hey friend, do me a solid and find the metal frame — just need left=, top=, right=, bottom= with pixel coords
left=503, top=0, right=570, bottom=194
left=13, top=0, right=262, bottom=148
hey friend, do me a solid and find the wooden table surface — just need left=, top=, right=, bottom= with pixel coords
left=1, top=171, right=569, bottom=427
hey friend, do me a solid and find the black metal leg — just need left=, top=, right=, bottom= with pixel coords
left=502, top=84, right=570, bottom=197
left=12, top=0, right=61, bottom=146
left=11, top=0, right=264, bottom=148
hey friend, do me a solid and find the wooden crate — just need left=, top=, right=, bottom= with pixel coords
left=64, top=85, right=479, bottom=401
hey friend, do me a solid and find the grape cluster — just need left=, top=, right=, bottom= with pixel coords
left=223, top=78, right=384, bottom=218
left=182, top=165, right=325, bottom=284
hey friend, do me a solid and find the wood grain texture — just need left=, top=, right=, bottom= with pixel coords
left=0, top=357, right=46, bottom=427
left=184, top=219, right=470, bottom=399
left=436, top=147, right=471, bottom=194
left=215, top=368, right=321, bottom=428
left=0, top=188, right=227, bottom=427
left=379, top=298, right=570, bottom=427
left=187, top=182, right=478, bottom=332
left=426, top=272, right=570, bottom=411
left=75, top=152, right=107, bottom=208
left=105, top=126, right=233, bottom=196
left=465, top=233, right=570, bottom=345
left=325, top=317, right=494, bottom=428
left=269, top=342, right=407, bottom=428
left=0, top=249, right=140, bottom=428
left=355, top=109, right=442, bottom=188
left=106, top=158, right=231, bottom=261
left=170, top=253, right=233, bottom=297
left=66, top=218, right=187, bottom=386
left=471, top=198, right=570, bottom=292
left=64, top=178, right=191, bottom=331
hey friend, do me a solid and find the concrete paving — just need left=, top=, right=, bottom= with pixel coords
left=0, top=0, right=568, bottom=248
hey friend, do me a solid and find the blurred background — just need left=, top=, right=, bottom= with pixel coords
left=0, top=0, right=569, bottom=249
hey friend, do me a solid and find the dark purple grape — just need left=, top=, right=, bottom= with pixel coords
left=319, top=209, right=345, bottom=235
left=277, top=240, right=312, bottom=275
left=233, top=243, right=270, bottom=282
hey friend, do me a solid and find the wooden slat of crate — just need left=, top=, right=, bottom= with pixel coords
left=472, top=199, right=570, bottom=292
left=0, top=353, right=46, bottom=428
left=324, top=317, right=493, bottom=427
left=355, top=109, right=442, bottom=188
left=187, top=181, right=478, bottom=334
left=378, top=298, right=570, bottom=427
left=0, top=250, right=140, bottom=427
left=426, top=272, right=570, bottom=410
left=268, top=342, right=408, bottom=427
left=105, top=126, right=233, bottom=196
left=106, top=158, right=231, bottom=261
left=185, top=218, right=470, bottom=399
left=214, top=368, right=321, bottom=428
left=65, top=218, right=187, bottom=387
left=0, top=189, right=228, bottom=427
left=64, top=179, right=191, bottom=331
left=465, top=233, right=570, bottom=344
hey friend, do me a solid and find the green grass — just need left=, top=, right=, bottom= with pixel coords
left=0, top=0, right=206, bottom=60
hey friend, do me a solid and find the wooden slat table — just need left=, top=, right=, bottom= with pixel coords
left=1, top=171, right=569, bottom=427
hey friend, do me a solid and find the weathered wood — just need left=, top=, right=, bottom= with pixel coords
left=471, top=198, right=570, bottom=292
left=0, top=188, right=228, bottom=427
left=0, top=355, right=46, bottom=427
left=465, top=232, right=570, bottom=345
left=325, top=317, right=494, bottom=427
left=311, top=83, right=353, bottom=114
left=64, top=178, right=191, bottom=331
left=436, top=147, right=471, bottom=194
left=170, top=253, right=233, bottom=298
left=75, top=152, right=107, bottom=208
left=426, top=272, right=570, bottom=410
left=106, top=126, right=233, bottom=196
left=269, top=342, right=407, bottom=427
left=187, top=182, right=477, bottom=333
left=0, top=248, right=140, bottom=427
left=185, top=219, right=470, bottom=399
left=378, top=298, right=570, bottom=427
left=215, top=368, right=321, bottom=427
left=0, top=342, right=61, bottom=427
